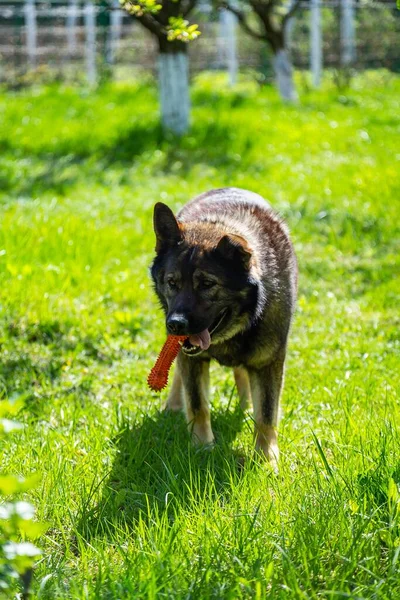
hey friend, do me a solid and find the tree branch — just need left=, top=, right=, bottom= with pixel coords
left=222, top=3, right=265, bottom=41
left=248, top=0, right=280, bottom=38
left=182, top=0, right=198, bottom=17
left=282, top=0, right=302, bottom=26
left=135, top=12, right=164, bottom=37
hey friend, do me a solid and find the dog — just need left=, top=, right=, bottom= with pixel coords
left=150, top=187, right=297, bottom=468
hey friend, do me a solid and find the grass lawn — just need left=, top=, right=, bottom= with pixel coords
left=0, top=71, right=399, bottom=598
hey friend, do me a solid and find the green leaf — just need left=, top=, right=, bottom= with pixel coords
left=120, top=0, right=162, bottom=16
left=0, top=397, right=25, bottom=419
left=311, top=430, right=334, bottom=478
left=0, top=474, right=40, bottom=495
left=348, top=499, right=359, bottom=514
left=18, top=520, right=49, bottom=539
left=388, top=477, right=399, bottom=503
left=0, top=475, right=24, bottom=495
left=167, top=17, right=201, bottom=43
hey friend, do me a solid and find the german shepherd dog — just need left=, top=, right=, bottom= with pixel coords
left=151, top=188, right=297, bottom=468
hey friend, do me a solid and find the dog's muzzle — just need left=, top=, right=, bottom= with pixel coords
left=181, top=308, right=230, bottom=356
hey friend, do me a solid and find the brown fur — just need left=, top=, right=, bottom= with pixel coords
left=151, top=187, right=297, bottom=469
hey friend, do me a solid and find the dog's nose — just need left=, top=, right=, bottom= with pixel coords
left=167, top=313, right=189, bottom=335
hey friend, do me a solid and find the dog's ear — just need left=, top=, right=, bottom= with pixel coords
left=153, top=203, right=182, bottom=253
left=216, top=234, right=252, bottom=269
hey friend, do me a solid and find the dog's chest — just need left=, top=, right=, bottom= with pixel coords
left=203, top=336, right=253, bottom=367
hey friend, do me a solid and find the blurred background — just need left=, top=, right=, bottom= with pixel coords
left=0, top=0, right=399, bottom=89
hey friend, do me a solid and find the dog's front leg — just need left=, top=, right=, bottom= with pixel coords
left=177, top=353, right=214, bottom=445
left=234, top=366, right=252, bottom=410
left=166, top=367, right=183, bottom=411
left=248, top=357, right=285, bottom=470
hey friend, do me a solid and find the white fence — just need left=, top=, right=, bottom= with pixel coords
left=0, top=0, right=399, bottom=85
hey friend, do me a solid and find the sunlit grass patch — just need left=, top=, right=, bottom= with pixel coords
left=0, top=72, right=399, bottom=598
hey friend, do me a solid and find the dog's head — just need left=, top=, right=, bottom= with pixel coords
left=150, top=202, right=259, bottom=355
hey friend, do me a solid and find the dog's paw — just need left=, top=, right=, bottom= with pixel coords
left=165, top=391, right=183, bottom=412
left=267, top=451, right=279, bottom=475
left=255, top=427, right=280, bottom=474
left=254, top=445, right=280, bottom=475
left=191, top=422, right=215, bottom=446
left=165, top=399, right=183, bottom=412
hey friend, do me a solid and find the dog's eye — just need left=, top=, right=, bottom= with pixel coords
left=167, top=279, right=178, bottom=290
left=201, top=280, right=216, bottom=290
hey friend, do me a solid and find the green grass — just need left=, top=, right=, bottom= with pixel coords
left=0, top=71, right=399, bottom=598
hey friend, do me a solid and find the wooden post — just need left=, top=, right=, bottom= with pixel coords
left=24, top=0, right=37, bottom=69
left=310, top=0, right=322, bottom=87
left=219, top=8, right=238, bottom=86
left=107, top=0, right=123, bottom=65
left=341, top=0, right=356, bottom=66
left=67, top=0, right=79, bottom=56
left=84, top=1, right=96, bottom=84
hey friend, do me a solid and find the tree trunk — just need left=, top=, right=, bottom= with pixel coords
left=157, top=41, right=190, bottom=135
left=272, top=48, right=298, bottom=103
left=262, top=22, right=298, bottom=102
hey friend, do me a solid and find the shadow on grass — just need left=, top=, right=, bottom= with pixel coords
left=57, top=119, right=248, bottom=173
left=4, top=129, right=247, bottom=202
left=0, top=354, right=64, bottom=392
left=0, top=318, right=99, bottom=396
left=3, top=106, right=258, bottom=199
left=2, top=122, right=165, bottom=199
left=78, top=405, right=248, bottom=541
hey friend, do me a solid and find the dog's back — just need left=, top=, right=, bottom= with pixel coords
left=179, top=187, right=298, bottom=337
left=179, top=187, right=296, bottom=277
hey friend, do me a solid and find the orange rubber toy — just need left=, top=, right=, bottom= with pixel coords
left=147, top=335, right=188, bottom=392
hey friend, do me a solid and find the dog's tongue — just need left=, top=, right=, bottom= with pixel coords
left=189, top=329, right=211, bottom=351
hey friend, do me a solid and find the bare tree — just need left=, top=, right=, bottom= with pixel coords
left=221, top=0, right=300, bottom=101
left=121, top=0, right=201, bottom=134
